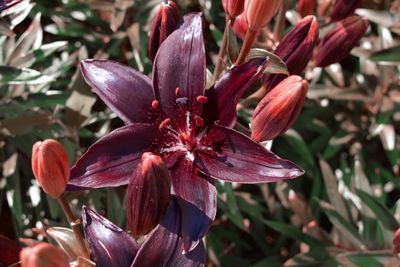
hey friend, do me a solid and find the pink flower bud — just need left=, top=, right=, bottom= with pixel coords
left=329, top=0, right=360, bottom=22
left=297, top=0, right=316, bottom=17
left=20, top=243, right=69, bottom=267
left=126, top=152, right=171, bottom=237
left=31, top=139, right=70, bottom=198
left=393, top=228, right=400, bottom=253
left=149, top=1, right=181, bottom=62
left=314, top=15, right=368, bottom=68
left=222, top=0, right=245, bottom=18
left=263, top=15, right=318, bottom=89
left=232, top=13, right=261, bottom=40
left=252, top=75, right=308, bottom=142
left=245, top=0, right=282, bottom=30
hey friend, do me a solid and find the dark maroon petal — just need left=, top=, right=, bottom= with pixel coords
left=131, top=200, right=205, bottom=267
left=82, top=206, right=139, bottom=267
left=153, top=13, right=205, bottom=126
left=80, top=60, right=154, bottom=124
left=0, top=0, right=22, bottom=12
left=170, top=159, right=216, bottom=252
left=196, top=125, right=304, bottom=182
left=204, top=57, right=268, bottom=128
left=329, top=0, right=360, bottom=22
left=0, top=235, right=21, bottom=267
left=68, top=123, right=158, bottom=190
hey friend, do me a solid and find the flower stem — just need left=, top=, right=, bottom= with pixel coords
left=273, top=0, right=288, bottom=42
left=213, top=15, right=230, bottom=82
left=57, top=194, right=89, bottom=258
left=235, top=28, right=257, bottom=66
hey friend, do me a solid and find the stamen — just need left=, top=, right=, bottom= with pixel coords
left=151, top=100, right=159, bottom=109
left=194, top=115, right=204, bottom=127
left=196, top=95, right=208, bottom=103
left=159, top=118, right=172, bottom=130
left=175, top=87, right=182, bottom=97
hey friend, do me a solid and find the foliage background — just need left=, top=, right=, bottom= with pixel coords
left=0, top=0, right=400, bottom=266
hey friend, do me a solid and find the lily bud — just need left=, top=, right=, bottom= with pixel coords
left=297, top=0, right=316, bottom=18
left=314, top=15, right=368, bottom=68
left=329, top=0, right=360, bottom=22
left=222, top=0, right=245, bottom=18
left=245, top=0, right=282, bottom=30
left=394, top=228, right=400, bottom=253
left=126, top=152, right=171, bottom=237
left=20, top=243, right=69, bottom=267
left=31, top=139, right=70, bottom=198
left=252, top=75, right=308, bottom=142
left=232, top=13, right=261, bottom=40
left=262, top=15, right=318, bottom=89
left=149, top=1, right=181, bottom=62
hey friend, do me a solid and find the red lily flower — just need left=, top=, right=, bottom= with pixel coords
left=83, top=200, right=205, bottom=267
left=68, top=13, right=303, bottom=252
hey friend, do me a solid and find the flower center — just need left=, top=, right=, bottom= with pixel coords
left=151, top=87, right=208, bottom=153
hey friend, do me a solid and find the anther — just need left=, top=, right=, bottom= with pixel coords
left=151, top=100, right=159, bottom=109
left=175, top=87, right=182, bottom=97
left=159, top=118, right=172, bottom=130
left=196, top=95, right=208, bottom=103
left=194, top=115, right=204, bottom=127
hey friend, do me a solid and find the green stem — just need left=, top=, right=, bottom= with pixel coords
left=213, top=15, right=230, bottom=82
left=57, top=194, right=90, bottom=258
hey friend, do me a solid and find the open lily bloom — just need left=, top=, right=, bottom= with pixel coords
left=82, top=200, right=205, bottom=267
left=68, top=13, right=304, bottom=252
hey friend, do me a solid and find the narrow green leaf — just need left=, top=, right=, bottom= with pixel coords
left=246, top=48, right=289, bottom=75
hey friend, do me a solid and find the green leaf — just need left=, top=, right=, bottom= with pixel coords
left=369, top=45, right=400, bottom=62
left=0, top=66, right=53, bottom=84
left=246, top=48, right=289, bottom=75
left=356, top=190, right=399, bottom=231
left=262, top=219, right=327, bottom=247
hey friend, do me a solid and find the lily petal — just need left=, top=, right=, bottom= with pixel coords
left=131, top=200, right=205, bottom=267
left=0, top=235, right=21, bottom=267
left=0, top=0, right=22, bottom=12
left=80, top=60, right=154, bottom=124
left=170, top=158, right=216, bottom=252
left=153, top=13, right=206, bottom=126
left=82, top=206, right=139, bottom=267
left=196, top=125, right=304, bottom=182
left=204, top=57, right=268, bottom=128
left=68, top=123, right=158, bottom=190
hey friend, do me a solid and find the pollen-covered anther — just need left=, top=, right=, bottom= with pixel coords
left=151, top=100, right=159, bottom=109
left=175, top=87, right=182, bottom=97
left=194, top=115, right=204, bottom=127
left=159, top=118, right=172, bottom=130
left=196, top=95, right=208, bottom=103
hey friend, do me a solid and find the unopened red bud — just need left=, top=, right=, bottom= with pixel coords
left=314, top=15, right=368, bottom=68
left=232, top=13, right=261, bottom=40
left=0, top=235, right=21, bottom=267
left=252, top=75, right=308, bottom=142
left=149, top=1, right=181, bottom=62
left=329, top=0, right=360, bottom=22
left=126, top=152, right=171, bottom=237
left=394, top=228, right=400, bottom=253
left=31, top=139, right=70, bottom=198
left=297, top=0, right=316, bottom=18
left=245, top=0, right=282, bottom=30
left=263, top=15, right=318, bottom=89
left=20, top=243, right=69, bottom=267
left=222, top=0, right=245, bottom=18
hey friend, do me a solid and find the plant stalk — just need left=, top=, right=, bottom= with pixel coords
left=57, top=194, right=90, bottom=258
left=235, top=28, right=257, bottom=66
left=213, top=15, right=230, bottom=82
